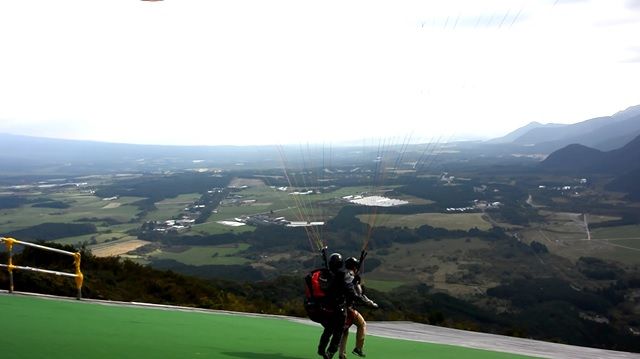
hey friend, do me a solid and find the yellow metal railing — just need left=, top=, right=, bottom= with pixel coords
left=0, top=237, right=84, bottom=299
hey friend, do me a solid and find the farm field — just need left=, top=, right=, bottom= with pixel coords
left=0, top=192, right=144, bottom=233
left=519, top=225, right=640, bottom=266
left=363, top=279, right=409, bottom=292
left=608, top=238, right=640, bottom=250
left=207, top=184, right=377, bottom=223
left=357, top=213, right=493, bottom=231
left=144, top=193, right=201, bottom=221
left=89, top=238, right=151, bottom=257
left=146, top=243, right=251, bottom=266
left=592, top=225, right=640, bottom=240
left=208, top=184, right=421, bottom=226
left=54, top=223, right=140, bottom=246
left=370, top=238, right=493, bottom=296
left=0, top=294, right=534, bottom=359
left=191, top=221, right=255, bottom=235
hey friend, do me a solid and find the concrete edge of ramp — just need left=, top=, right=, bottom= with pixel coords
left=364, top=321, right=639, bottom=359
left=3, top=290, right=639, bottom=359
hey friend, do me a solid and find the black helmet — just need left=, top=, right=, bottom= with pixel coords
left=328, top=253, right=343, bottom=272
left=345, top=257, right=360, bottom=270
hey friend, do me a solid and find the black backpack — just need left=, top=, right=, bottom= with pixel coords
left=304, top=268, right=334, bottom=323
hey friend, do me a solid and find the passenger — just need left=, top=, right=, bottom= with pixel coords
left=316, top=253, right=377, bottom=359
left=339, top=256, right=377, bottom=359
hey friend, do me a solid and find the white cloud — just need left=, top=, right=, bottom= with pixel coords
left=0, top=0, right=639, bottom=145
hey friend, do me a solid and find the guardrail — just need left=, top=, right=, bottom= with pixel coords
left=0, top=237, right=84, bottom=299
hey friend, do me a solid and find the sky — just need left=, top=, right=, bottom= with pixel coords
left=0, top=0, right=639, bottom=146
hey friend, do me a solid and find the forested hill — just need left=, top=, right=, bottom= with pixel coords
left=2, top=242, right=639, bottom=353
left=540, top=134, right=640, bottom=199
left=541, top=134, right=640, bottom=174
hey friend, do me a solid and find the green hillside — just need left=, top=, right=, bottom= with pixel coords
left=0, top=294, right=533, bottom=359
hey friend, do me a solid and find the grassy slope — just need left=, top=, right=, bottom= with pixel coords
left=0, top=294, right=533, bottom=359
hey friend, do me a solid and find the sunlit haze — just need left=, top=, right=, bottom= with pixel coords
left=1, top=0, right=639, bottom=146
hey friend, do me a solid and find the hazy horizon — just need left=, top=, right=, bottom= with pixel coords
left=1, top=0, right=639, bottom=146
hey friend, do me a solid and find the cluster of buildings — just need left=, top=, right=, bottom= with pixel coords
left=445, top=200, right=502, bottom=213
left=440, top=172, right=456, bottom=185
left=243, top=215, right=289, bottom=226
left=220, top=214, right=323, bottom=228
left=537, top=178, right=588, bottom=196
left=146, top=187, right=225, bottom=233
left=149, top=217, right=196, bottom=233
left=220, top=193, right=257, bottom=206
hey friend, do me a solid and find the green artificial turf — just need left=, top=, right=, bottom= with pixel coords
left=0, top=294, right=534, bottom=359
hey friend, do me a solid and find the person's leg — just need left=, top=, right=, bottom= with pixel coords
left=351, top=310, right=367, bottom=357
left=339, top=328, right=349, bottom=359
left=318, top=322, right=332, bottom=357
left=340, top=308, right=355, bottom=358
left=326, top=310, right=347, bottom=358
left=353, top=310, right=366, bottom=350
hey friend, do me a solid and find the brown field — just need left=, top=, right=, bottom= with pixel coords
left=90, top=238, right=151, bottom=257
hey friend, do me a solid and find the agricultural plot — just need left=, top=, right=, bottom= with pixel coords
left=608, top=238, right=640, bottom=250
left=370, top=238, right=492, bottom=296
left=357, top=213, right=493, bottom=231
left=229, top=177, right=266, bottom=187
left=519, top=224, right=640, bottom=266
left=191, top=221, right=255, bottom=235
left=146, top=243, right=250, bottom=266
left=207, top=184, right=378, bottom=224
left=0, top=192, right=144, bottom=233
left=89, top=238, right=150, bottom=257
left=362, top=278, right=408, bottom=292
left=144, top=193, right=201, bottom=221
left=516, top=212, right=640, bottom=265
left=592, top=225, right=640, bottom=240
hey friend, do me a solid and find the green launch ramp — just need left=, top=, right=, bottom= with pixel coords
left=0, top=294, right=534, bottom=359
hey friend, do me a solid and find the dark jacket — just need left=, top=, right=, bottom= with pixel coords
left=324, top=268, right=359, bottom=310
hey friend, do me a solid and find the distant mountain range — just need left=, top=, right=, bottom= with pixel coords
left=489, top=105, right=640, bottom=152
left=0, top=133, right=389, bottom=175
left=0, top=133, right=285, bottom=175
left=488, top=122, right=566, bottom=144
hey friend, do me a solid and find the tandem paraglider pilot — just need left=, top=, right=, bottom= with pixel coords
left=339, top=256, right=377, bottom=359
left=304, top=250, right=378, bottom=359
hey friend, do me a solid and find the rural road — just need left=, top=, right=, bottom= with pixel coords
left=4, top=291, right=639, bottom=359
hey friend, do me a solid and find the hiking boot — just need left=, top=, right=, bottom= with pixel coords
left=352, top=348, right=366, bottom=357
left=318, top=348, right=328, bottom=359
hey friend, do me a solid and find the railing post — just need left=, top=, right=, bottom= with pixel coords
left=73, top=252, right=83, bottom=300
left=2, top=237, right=83, bottom=299
left=9, top=243, right=14, bottom=294
left=3, top=237, right=15, bottom=293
